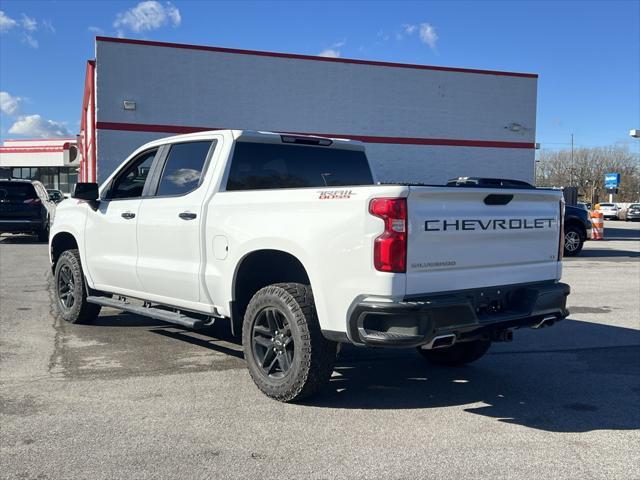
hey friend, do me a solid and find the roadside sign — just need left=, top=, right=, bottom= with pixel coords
left=604, top=173, right=620, bottom=189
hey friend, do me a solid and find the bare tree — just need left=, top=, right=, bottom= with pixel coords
left=536, top=146, right=640, bottom=203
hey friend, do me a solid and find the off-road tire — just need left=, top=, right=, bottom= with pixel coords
left=52, top=249, right=101, bottom=324
left=242, top=283, right=337, bottom=402
left=418, top=339, right=491, bottom=366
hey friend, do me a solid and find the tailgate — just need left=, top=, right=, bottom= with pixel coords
left=405, top=186, right=562, bottom=295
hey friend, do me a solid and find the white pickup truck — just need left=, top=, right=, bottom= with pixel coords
left=50, top=130, right=570, bottom=401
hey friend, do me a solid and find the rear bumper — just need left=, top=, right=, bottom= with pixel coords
left=346, top=281, right=570, bottom=347
left=0, top=219, right=43, bottom=233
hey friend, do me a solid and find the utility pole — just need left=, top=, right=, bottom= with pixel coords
left=570, top=133, right=574, bottom=186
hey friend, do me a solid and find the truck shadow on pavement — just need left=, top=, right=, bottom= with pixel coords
left=305, top=319, right=640, bottom=433
left=68, top=311, right=639, bottom=433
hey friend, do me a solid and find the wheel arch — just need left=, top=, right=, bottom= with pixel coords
left=50, top=231, right=79, bottom=271
left=231, top=249, right=311, bottom=335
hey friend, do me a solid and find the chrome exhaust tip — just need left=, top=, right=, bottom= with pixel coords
left=531, top=315, right=556, bottom=329
left=422, top=333, right=457, bottom=350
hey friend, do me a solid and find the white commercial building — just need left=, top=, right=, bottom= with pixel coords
left=0, top=138, right=80, bottom=193
left=78, top=36, right=538, bottom=185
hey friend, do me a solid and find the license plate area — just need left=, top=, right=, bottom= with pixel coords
left=471, top=286, right=536, bottom=320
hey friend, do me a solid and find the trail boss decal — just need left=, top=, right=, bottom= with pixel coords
left=318, top=189, right=354, bottom=200
left=425, top=218, right=555, bottom=232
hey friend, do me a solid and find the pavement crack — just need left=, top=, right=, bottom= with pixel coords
left=46, top=269, right=65, bottom=376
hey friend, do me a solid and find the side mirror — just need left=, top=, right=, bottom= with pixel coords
left=72, top=183, right=99, bottom=201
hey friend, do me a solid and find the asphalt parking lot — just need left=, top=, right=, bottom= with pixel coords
left=1, top=221, right=639, bottom=480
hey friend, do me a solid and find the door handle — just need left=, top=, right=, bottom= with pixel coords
left=179, top=212, right=197, bottom=220
left=121, top=212, right=136, bottom=219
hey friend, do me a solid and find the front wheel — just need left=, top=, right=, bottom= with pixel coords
left=417, top=339, right=491, bottom=366
left=563, top=225, right=584, bottom=256
left=242, top=283, right=337, bottom=402
left=52, top=249, right=101, bottom=324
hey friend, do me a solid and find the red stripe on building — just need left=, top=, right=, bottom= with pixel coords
left=95, top=36, right=538, bottom=79
left=0, top=146, right=69, bottom=153
left=96, top=121, right=536, bottom=149
left=3, top=138, right=76, bottom=142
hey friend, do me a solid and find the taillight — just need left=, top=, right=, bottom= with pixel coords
left=558, top=199, right=565, bottom=261
left=369, top=197, right=407, bottom=273
left=23, top=198, right=41, bottom=206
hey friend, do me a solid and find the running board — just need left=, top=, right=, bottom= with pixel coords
left=87, top=296, right=207, bottom=329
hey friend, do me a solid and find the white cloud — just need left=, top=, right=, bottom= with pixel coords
left=21, top=14, right=37, bottom=32
left=318, top=40, right=346, bottom=58
left=403, top=24, right=417, bottom=35
left=0, top=91, right=23, bottom=116
left=419, top=23, right=438, bottom=50
left=88, top=26, right=104, bottom=34
left=318, top=48, right=340, bottom=58
left=8, top=114, right=71, bottom=138
left=114, top=1, right=181, bottom=33
left=41, top=19, right=55, bottom=33
left=0, top=10, right=17, bottom=33
left=21, top=33, right=38, bottom=48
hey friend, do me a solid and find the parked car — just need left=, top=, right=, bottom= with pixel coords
left=49, top=130, right=570, bottom=402
left=622, top=203, right=640, bottom=221
left=563, top=204, right=592, bottom=256
left=596, top=203, right=620, bottom=220
left=0, top=179, right=55, bottom=241
left=47, top=189, right=65, bottom=203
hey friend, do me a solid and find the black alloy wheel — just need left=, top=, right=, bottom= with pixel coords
left=251, top=307, right=295, bottom=378
left=57, top=264, right=76, bottom=310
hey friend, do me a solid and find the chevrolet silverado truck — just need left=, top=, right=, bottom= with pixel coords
left=49, top=130, right=570, bottom=402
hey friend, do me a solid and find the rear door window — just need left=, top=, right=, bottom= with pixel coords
left=226, top=142, right=374, bottom=191
left=155, top=141, right=214, bottom=197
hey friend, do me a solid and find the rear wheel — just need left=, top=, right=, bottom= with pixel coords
left=52, top=249, right=101, bottom=324
left=417, top=339, right=491, bottom=366
left=563, top=225, right=584, bottom=256
left=242, top=283, right=336, bottom=402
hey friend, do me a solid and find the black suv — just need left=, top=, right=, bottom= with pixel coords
left=563, top=204, right=592, bottom=256
left=0, top=179, right=55, bottom=241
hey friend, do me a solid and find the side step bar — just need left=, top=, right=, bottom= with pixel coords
left=87, top=296, right=207, bottom=329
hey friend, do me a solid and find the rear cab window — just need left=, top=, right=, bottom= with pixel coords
left=226, top=142, right=374, bottom=191
left=0, top=181, right=37, bottom=201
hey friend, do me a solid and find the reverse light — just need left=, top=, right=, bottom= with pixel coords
left=369, top=197, right=407, bottom=273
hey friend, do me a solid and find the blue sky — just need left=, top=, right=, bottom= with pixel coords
left=0, top=0, right=638, bottom=152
